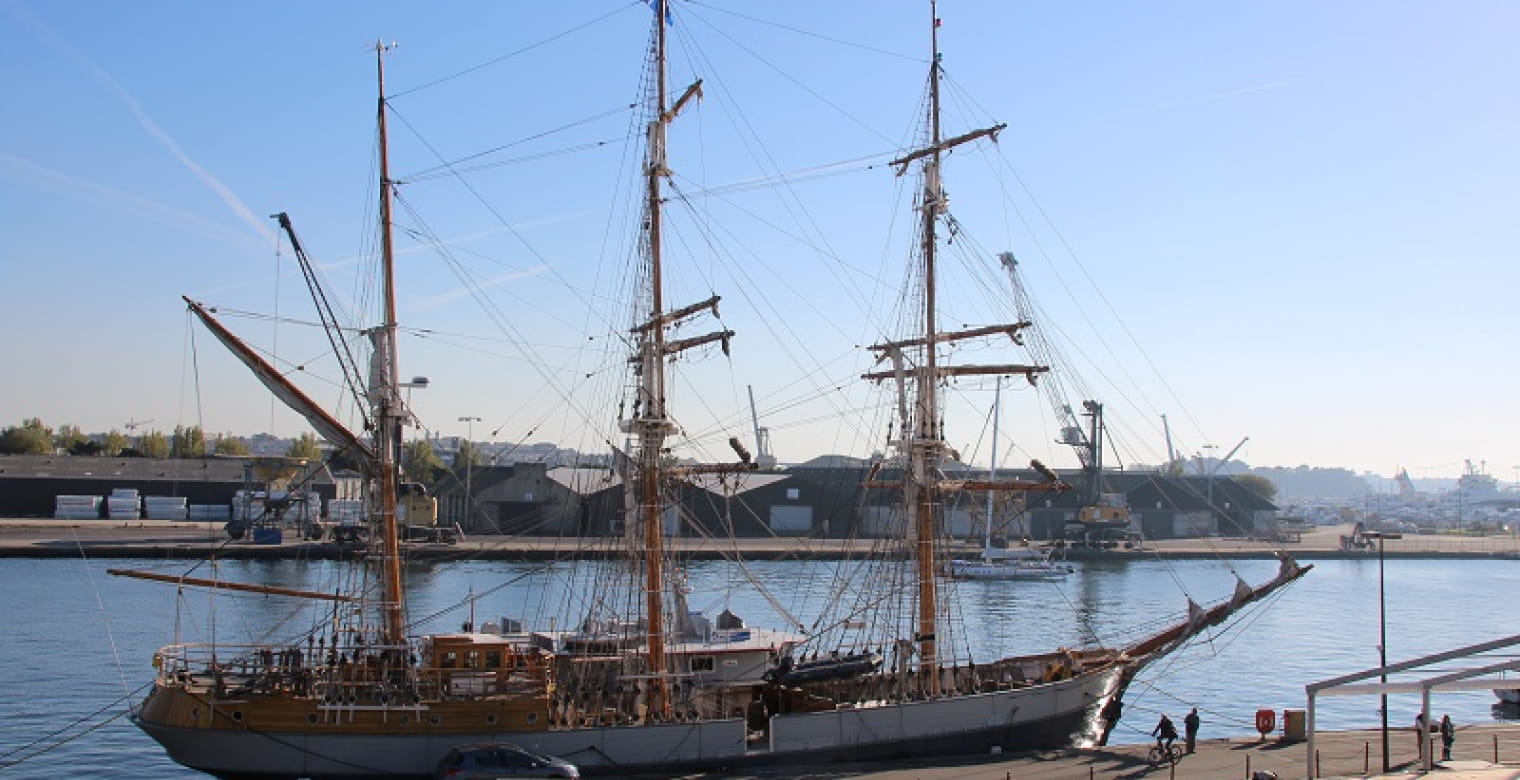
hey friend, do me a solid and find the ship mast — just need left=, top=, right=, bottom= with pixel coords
left=372, top=41, right=406, bottom=645
left=621, top=0, right=732, bottom=719
left=864, top=2, right=1060, bottom=695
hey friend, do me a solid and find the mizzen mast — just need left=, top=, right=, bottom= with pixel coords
left=371, top=40, right=407, bottom=646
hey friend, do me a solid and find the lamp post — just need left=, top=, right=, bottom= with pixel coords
left=1365, top=530, right=1402, bottom=772
left=458, top=416, right=481, bottom=527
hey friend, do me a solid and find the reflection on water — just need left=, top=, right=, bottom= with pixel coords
left=2, top=556, right=1517, bottom=777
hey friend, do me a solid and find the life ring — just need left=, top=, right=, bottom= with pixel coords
left=1255, top=708, right=1276, bottom=736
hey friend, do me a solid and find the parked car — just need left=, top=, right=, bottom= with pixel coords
left=434, top=743, right=580, bottom=779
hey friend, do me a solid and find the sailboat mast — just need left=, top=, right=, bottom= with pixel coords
left=985, top=377, right=1000, bottom=553
left=373, top=41, right=406, bottom=645
left=640, top=0, right=674, bottom=717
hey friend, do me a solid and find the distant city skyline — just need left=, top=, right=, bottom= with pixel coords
left=4, top=2, right=1516, bottom=481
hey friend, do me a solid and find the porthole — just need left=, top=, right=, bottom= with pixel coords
left=485, top=714, right=498, bottom=725
left=429, top=715, right=442, bottom=726
left=399, top=715, right=409, bottom=726
left=526, top=712, right=538, bottom=724
left=307, top=714, right=319, bottom=725
left=190, top=707, right=200, bottom=721
left=231, top=711, right=244, bottom=722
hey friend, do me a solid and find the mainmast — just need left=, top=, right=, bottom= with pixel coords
left=864, top=3, right=1060, bottom=695
left=912, top=0, right=945, bottom=689
left=372, top=41, right=406, bottom=645
left=621, top=0, right=731, bottom=719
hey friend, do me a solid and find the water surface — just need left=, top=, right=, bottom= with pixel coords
left=2, top=555, right=1515, bottom=777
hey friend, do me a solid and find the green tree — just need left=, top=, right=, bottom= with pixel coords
left=213, top=433, right=250, bottom=455
left=170, top=425, right=207, bottom=458
left=56, top=424, right=88, bottom=453
left=452, top=439, right=483, bottom=472
left=137, top=429, right=171, bottom=459
left=404, top=438, right=446, bottom=484
left=1236, top=473, right=1278, bottom=502
left=0, top=418, right=54, bottom=455
left=287, top=432, right=322, bottom=461
left=100, top=429, right=129, bottom=456
left=67, top=437, right=105, bottom=456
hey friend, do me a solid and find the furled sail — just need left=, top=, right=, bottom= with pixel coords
left=184, top=296, right=375, bottom=466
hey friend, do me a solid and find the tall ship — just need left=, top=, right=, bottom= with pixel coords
left=121, top=3, right=1309, bottom=777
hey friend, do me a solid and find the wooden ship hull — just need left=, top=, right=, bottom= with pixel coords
left=133, top=655, right=1121, bottom=777
left=131, top=556, right=1308, bottom=777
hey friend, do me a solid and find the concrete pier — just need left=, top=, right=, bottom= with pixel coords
left=672, top=724, right=1520, bottom=780
left=2, top=518, right=1517, bottom=560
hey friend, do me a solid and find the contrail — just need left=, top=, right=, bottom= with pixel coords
left=410, top=266, right=550, bottom=311
left=7, top=3, right=276, bottom=245
left=1154, top=78, right=1305, bottom=111
left=0, top=153, right=263, bottom=250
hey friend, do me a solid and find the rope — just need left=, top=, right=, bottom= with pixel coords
left=0, top=679, right=153, bottom=768
left=73, top=530, right=130, bottom=699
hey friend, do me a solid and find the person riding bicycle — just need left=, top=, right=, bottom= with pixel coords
left=1153, top=713, right=1179, bottom=755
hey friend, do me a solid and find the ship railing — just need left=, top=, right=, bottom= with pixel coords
left=155, top=642, right=554, bottom=704
left=154, top=642, right=315, bottom=678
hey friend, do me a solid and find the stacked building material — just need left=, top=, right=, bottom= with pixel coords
left=54, top=495, right=102, bottom=519
left=143, top=495, right=189, bottom=520
left=106, top=488, right=141, bottom=519
left=327, top=498, right=365, bottom=526
left=231, top=490, right=265, bottom=524
left=187, top=504, right=230, bottom=522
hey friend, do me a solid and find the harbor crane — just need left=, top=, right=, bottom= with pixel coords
left=747, top=386, right=776, bottom=469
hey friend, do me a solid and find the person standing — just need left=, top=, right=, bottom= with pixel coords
left=1183, top=707, right=1201, bottom=753
left=1439, top=714, right=1455, bottom=761
left=1415, top=712, right=1428, bottom=761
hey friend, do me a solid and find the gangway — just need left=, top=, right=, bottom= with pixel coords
left=1304, top=633, right=1520, bottom=776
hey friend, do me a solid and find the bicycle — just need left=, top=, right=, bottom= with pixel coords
left=1147, top=741, right=1183, bottom=767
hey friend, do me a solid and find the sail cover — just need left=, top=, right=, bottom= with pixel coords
left=185, top=297, right=375, bottom=466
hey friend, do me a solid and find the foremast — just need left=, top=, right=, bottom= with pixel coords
left=371, top=41, right=407, bottom=646
left=619, top=0, right=746, bottom=720
left=862, top=2, right=1064, bottom=696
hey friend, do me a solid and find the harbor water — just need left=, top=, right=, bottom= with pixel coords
left=2, top=555, right=1516, bottom=777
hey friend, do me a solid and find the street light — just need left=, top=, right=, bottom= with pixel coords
left=458, top=416, right=481, bottom=527
left=1365, top=530, right=1402, bottom=772
left=399, top=376, right=430, bottom=430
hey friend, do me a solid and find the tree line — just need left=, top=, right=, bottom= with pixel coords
left=0, top=417, right=322, bottom=460
left=0, top=417, right=473, bottom=486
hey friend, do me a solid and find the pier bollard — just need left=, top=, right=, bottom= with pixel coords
left=1364, top=741, right=1370, bottom=773
left=1245, top=753, right=1251, bottom=778
left=1315, top=749, right=1321, bottom=777
left=1495, top=733, right=1500, bottom=764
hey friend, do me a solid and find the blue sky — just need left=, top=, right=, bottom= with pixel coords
left=3, top=1, right=1517, bottom=482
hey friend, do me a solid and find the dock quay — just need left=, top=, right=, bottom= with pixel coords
left=2, top=518, right=1517, bottom=561
left=3, top=518, right=1520, bottom=561
left=683, top=725, right=1520, bottom=780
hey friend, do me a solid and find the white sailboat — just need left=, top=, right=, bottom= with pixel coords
left=949, top=377, right=1073, bottom=581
